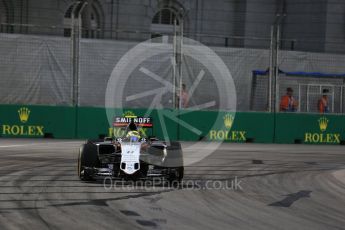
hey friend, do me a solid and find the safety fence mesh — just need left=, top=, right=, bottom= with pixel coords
left=0, top=32, right=344, bottom=113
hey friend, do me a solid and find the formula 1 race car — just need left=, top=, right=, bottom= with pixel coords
left=77, top=116, right=184, bottom=183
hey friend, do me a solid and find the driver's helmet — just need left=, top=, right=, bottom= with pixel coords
left=128, top=121, right=137, bottom=131
left=126, top=130, right=140, bottom=142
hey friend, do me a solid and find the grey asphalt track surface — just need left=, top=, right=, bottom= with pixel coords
left=0, top=139, right=345, bottom=230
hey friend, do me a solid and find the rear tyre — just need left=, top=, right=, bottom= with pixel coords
left=165, top=141, right=184, bottom=168
left=78, top=143, right=99, bottom=181
left=166, top=142, right=184, bottom=186
left=167, top=167, right=184, bottom=187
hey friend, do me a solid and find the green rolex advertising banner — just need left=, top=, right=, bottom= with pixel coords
left=177, top=111, right=274, bottom=143
left=274, top=113, right=345, bottom=144
left=0, top=104, right=344, bottom=144
left=0, top=104, right=76, bottom=138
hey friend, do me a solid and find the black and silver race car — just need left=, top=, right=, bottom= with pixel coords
left=77, top=116, right=184, bottom=183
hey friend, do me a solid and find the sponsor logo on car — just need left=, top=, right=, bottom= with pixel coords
left=108, top=110, right=150, bottom=137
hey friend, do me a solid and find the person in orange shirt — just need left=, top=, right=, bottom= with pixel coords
left=280, top=87, right=298, bottom=112
left=318, top=89, right=330, bottom=113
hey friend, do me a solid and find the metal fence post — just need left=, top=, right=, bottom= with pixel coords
left=298, top=84, right=301, bottom=112
left=275, top=25, right=280, bottom=112
left=71, top=1, right=87, bottom=107
left=268, top=25, right=274, bottom=112
left=178, top=16, right=184, bottom=110
left=341, top=86, right=343, bottom=113
left=172, top=18, right=177, bottom=109
left=71, top=3, right=78, bottom=105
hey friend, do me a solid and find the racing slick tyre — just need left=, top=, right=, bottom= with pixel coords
left=165, top=142, right=184, bottom=168
left=167, top=166, right=184, bottom=186
left=78, top=143, right=100, bottom=181
left=166, top=142, right=184, bottom=185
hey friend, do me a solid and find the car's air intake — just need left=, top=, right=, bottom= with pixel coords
left=98, top=144, right=115, bottom=155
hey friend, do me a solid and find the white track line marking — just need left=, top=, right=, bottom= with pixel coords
left=0, top=145, right=28, bottom=148
left=0, top=141, right=83, bottom=148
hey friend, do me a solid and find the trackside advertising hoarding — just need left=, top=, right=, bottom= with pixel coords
left=0, top=105, right=76, bottom=138
left=0, top=104, right=344, bottom=144
left=275, top=113, right=345, bottom=144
